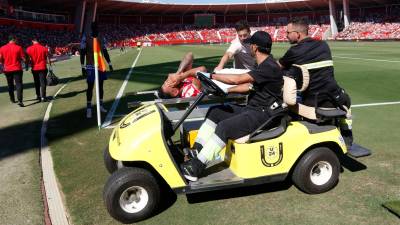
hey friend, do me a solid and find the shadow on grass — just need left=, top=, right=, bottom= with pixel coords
left=56, top=89, right=86, bottom=99
left=153, top=183, right=178, bottom=218
left=0, top=76, right=79, bottom=94
left=0, top=78, right=84, bottom=159
left=23, top=99, right=42, bottom=107
left=186, top=180, right=292, bottom=204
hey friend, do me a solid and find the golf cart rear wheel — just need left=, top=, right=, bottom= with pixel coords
left=292, top=147, right=340, bottom=194
left=103, top=146, right=123, bottom=173
left=103, top=167, right=160, bottom=223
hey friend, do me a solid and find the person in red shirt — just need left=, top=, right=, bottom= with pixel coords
left=26, top=37, right=51, bottom=102
left=0, top=35, right=26, bottom=107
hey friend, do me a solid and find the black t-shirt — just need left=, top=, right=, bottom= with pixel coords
left=248, top=55, right=283, bottom=108
left=279, top=38, right=340, bottom=106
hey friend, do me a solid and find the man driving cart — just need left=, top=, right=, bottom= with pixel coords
left=181, top=31, right=285, bottom=181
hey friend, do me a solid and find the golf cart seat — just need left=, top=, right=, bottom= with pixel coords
left=316, top=107, right=346, bottom=119
left=283, top=64, right=349, bottom=122
left=235, top=112, right=289, bottom=144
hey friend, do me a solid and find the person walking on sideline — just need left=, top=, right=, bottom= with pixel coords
left=26, top=37, right=51, bottom=102
left=0, top=35, right=26, bottom=107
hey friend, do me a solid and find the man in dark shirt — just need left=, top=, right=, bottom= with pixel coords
left=181, top=31, right=284, bottom=181
left=279, top=18, right=353, bottom=148
left=80, top=22, right=113, bottom=118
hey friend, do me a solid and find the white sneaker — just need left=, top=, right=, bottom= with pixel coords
left=86, top=107, right=92, bottom=118
left=100, top=105, right=107, bottom=113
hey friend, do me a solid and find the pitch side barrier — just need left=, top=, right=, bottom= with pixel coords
left=129, top=38, right=290, bottom=47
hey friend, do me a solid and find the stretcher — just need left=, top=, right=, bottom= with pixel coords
left=126, top=69, right=249, bottom=122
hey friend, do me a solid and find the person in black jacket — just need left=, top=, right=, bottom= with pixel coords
left=278, top=18, right=353, bottom=148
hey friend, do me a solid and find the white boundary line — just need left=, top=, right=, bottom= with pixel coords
left=102, top=48, right=143, bottom=128
left=352, top=101, right=400, bottom=108
left=333, top=56, right=400, bottom=63
left=41, top=83, right=70, bottom=225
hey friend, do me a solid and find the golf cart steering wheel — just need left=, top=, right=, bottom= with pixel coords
left=196, top=72, right=226, bottom=96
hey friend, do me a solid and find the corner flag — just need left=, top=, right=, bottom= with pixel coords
left=93, top=37, right=106, bottom=129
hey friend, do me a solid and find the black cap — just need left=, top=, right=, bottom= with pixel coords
left=244, top=31, right=272, bottom=53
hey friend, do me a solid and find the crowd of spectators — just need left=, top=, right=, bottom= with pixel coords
left=1, top=14, right=399, bottom=56
left=336, top=22, right=400, bottom=40
left=336, top=13, right=400, bottom=40
left=99, top=23, right=331, bottom=48
left=0, top=25, right=78, bottom=55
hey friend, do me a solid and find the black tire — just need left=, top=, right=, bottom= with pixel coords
left=103, top=146, right=119, bottom=173
left=292, top=147, right=340, bottom=194
left=103, top=167, right=160, bottom=223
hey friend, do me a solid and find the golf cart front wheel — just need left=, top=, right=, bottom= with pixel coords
left=103, top=167, right=160, bottom=223
left=292, top=147, right=340, bottom=194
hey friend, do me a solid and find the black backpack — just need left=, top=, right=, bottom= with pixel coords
left=47, top=67, right=59, bottom=86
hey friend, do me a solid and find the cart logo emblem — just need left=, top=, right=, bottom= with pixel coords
left=260, top=142, right=283, bottom=167
left=120, top=120, right=131, bottom=129
left=119, top=110, right=156, bottom=129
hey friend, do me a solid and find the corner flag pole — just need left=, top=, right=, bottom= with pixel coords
left=93, top=37, right=101, bottom=130
left=92, top=1, right=102, bottom=130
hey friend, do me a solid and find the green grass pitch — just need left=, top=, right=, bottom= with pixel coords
left=41, top=42, right=400, bottom=225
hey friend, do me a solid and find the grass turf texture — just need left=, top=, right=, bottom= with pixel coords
left=0, top=53, right=87, bottom=224
left=46, top=42, right=400, bottom=225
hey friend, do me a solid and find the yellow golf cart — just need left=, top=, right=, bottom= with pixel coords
left=103, top=72, right=356, bottom=223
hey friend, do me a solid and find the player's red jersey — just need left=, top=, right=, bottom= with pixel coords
left=180, top=77, right=201, bottom=98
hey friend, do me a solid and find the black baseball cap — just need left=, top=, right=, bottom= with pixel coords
left=244, top=31, right=272, bottom=53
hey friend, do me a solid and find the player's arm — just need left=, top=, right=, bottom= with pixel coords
left=211, top=72, right=254, bottom=85
left=176, top=66, right=206, bottom=80
left=164, top=66, right=206, bottom=88
left=176, top=52, right=193, bottom=74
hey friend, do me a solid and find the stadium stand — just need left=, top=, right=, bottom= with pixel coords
left=1, top=2, right=399, bottom=56
left=336, top=22, right=400, bottom=40
left=0, top=24, right=77, bottom=55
